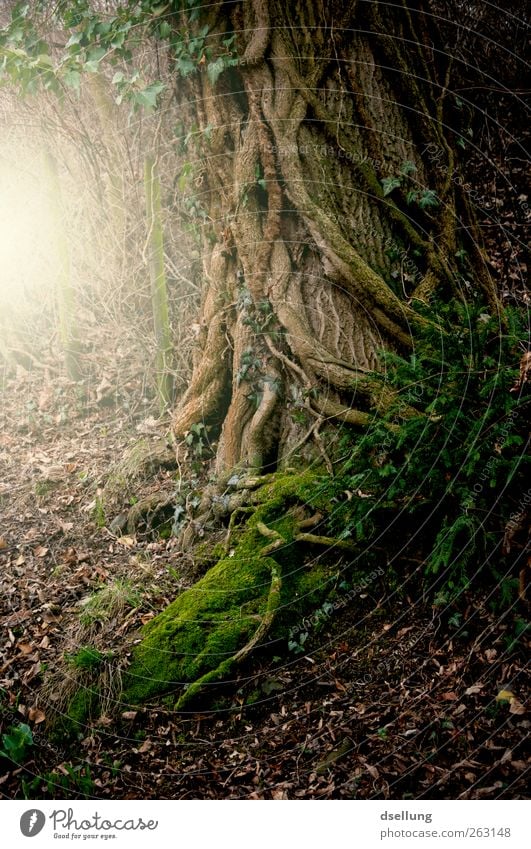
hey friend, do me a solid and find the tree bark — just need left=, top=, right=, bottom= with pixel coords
left=170, top=0, right=498, bottom=477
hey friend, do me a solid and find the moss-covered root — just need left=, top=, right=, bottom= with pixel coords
left=121, top=469, right=330, bottom=708
left=174, top=559, right=282, bottom=710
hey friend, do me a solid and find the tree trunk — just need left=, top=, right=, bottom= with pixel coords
left=170, top=0, right=497, bottom=478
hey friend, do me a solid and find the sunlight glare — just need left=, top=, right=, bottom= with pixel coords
left=0, top=145, right=58, bottom=315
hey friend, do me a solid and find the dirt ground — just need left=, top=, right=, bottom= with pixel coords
left=0, top=362, right=528, bottom=800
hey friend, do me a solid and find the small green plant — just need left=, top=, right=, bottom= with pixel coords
left=504, top=618, right=530, bottom=653
left=65, top=646, right=107, bottom=670
left=0, top=723, right=33, bottom=764
left=236, top=348, right=263, bottom=385
left=93, top=495, right=106, bottom=528
left=288, top=628, right=309, bottom=655
left=406, top=187, right=439, bottom=209
left=448, top=612, right=463, bottom=629
left=184, top=422, right=209, bottom=457
left=381, top=160, right=439, bottom=209
left=35, top=479, right=56, bottom=497
left=381, top=176, right=402, bottom=196
left=22, top=764, right=94, bottom=799
left=79, top=579, right=141, bottom=627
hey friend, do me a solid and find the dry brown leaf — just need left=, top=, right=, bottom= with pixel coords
left=271, top=789, right=288, bottom=799
left=365, top=763, right=380, bottom=780
left=28, top=707, right=46, bottom=724
left=509, top=698, right=526, bottom=716
left=121, top=711, right=138, bottom=721
left=34, top=545, right=49, bottom=558
left=117, top=535, right=136, bottom=548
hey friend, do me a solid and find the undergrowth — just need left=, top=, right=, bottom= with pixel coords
left=310, top=299, right=530, bottom=604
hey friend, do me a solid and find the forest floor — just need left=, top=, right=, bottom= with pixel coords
left=0, top=361, right=528, bottom=800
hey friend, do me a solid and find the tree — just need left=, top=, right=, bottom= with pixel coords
left=1, top=1, right=528, bottom=714
left=120, top=0, right=528, bottom=709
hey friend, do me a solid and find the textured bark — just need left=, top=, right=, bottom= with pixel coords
left=170, top=0, right=497, bottom=475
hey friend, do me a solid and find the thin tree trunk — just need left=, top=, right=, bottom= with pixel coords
left=43, top=148, right=81, bottom=381
left=144, top=155, right=173, bottom=412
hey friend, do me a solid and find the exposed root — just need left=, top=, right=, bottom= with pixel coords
left=124, top=492, right=174, bottom=535
left=174, top=555, right=283, bottom=711
left=295, top=532, right=358, bottom=553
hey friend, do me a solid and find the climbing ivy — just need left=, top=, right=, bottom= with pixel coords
left=0, top=0, right=238, bottom=110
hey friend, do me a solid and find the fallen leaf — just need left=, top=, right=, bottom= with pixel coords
left=509, top=699, right=526, bottom=716
left=121, top=711, right=138, bottom=721
left=34, top=545, right=49, bottom=558
left=117, top=535, right=136, bottom=548
left=28, top=707, right=46, bottom=724
left=496, top=689, right=515, bottom=702
left=365, top=762, right=380, bottom=779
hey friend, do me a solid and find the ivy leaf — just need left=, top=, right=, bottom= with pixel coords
left=110, top=31, right=127, bottom=50
left=65, top=31, right=85, bottom=50
left=176, top=56, right=196, bottom=77
left=207, top=56, right=226, bottom=85
left=63, top=69, right=81, bottom=92
left=84, top=46, right=106, bottom=72
left=381, top=176, right=402, bottom=196
left=418, top=189, right=439, bottom=209
left=0, top=723, right=33, bottom=764
left=400, top=159, right=417, bottom=176
left=134, top=80, right=165, bottom=111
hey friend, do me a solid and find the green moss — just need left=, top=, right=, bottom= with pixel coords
left=122, top=468, right=336, bottom=707
left=123, top=538, right=274, bottom=703
left=67, top=687, right=98, bottom=726
left=49, top=685, right=100, bottom=743
left=66, top=646, right=107, bottom=670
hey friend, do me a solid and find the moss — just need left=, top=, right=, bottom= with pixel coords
left=122, top=537, right=275, bottom=704
left=49, top=685, right=100, bottom=743
left=67, top=687, right=99, bottom=726
left=122, top=468, right=337, bottom=707
left=66, top=646, right=106, bottom=670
